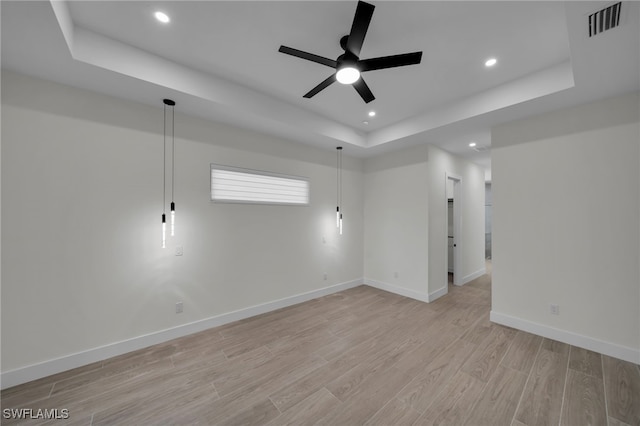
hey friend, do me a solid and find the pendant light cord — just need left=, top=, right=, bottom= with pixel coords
left=163, top=103, right=167, bottom=214
left=336, top=148, right=340, bottom=210
left=339, top=148, right=343, bottom=211
left=171, top=103, right=175, bottom=203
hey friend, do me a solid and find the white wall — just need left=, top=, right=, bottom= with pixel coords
left=362, top=144, right=486, bottom=302
left=446, top=178, right=454, bottom=199
left=491, top=92, right=640, bottom=363
left=1, top=72, right=364, bottom=382
left=363, top=146, right=430, bottom=301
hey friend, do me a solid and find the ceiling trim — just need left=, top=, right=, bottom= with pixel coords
left=50, top=0, right=367, bottom=149
left=47, top=0, right=635, bottom=160
left=367, top=60, right=575, bottom=148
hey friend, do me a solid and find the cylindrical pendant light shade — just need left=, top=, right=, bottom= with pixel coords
left=162, top=214, right=166, bottom=248
left=170, top=201, right=175, bottom=236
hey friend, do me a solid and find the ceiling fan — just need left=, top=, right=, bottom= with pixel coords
left=278, top=0, right=423, bottom=104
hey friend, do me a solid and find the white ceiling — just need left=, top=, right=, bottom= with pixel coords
left=2, top=1, right=639, bottom=172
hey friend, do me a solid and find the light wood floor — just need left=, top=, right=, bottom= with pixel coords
left=2, top=266, right=640, bottom=426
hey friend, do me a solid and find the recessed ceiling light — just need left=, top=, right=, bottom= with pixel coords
left=485, top=58, right=497, bottom=67
left=362, top=121, right=369, bottom=125
left=368, top=111, right=376, bottom=117
left=469, top=142, right=477, bottom=147
left=154, top=11, right=170, bottom=23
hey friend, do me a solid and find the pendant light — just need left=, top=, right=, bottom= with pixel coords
left=336, top=147, right=343, bottom=235
left=161, top=99, right=176, bottom=248
left=162, top=213, right=166, bottom=248
left=166, top=99, right=176, bottom=237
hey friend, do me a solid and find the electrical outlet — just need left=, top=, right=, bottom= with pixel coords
left=550, top=304, right=559, bottom=315
left=175, top=246, right=183, bottom=256
left=176, top=302, right=183, bottom=314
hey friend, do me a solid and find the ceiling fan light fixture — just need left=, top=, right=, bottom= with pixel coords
left=336, top=66, right=360, bottom=85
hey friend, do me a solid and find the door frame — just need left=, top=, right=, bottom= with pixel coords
left=446, top=173, right=463, bottom=286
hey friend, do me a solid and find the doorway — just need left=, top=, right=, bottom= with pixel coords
left=485, top=182, right=492, bottom=260
left=446, top=174, right=462, bottom=286
left=448, top=198, right=454, bottom=284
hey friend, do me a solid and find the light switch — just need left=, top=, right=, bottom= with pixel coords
left=175, top=246, right=183, bottom=256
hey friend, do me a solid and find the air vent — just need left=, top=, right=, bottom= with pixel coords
left=589, top=2, right=622, bottom=37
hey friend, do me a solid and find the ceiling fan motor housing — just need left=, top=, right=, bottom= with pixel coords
left=339, top=35, right=350, bottom=51
left=337, top=52, right=358, bottom=69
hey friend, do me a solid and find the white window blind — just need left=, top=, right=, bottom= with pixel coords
left=210, top=164, right=310, bottom=205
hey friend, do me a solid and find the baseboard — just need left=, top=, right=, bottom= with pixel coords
left=363, top=278, right=430, bottom=303
left=427, top=286, right=448, bottom=302
left=458, top=267, right=486, bottom=286
left=490, top=310, right=640, bottom=364
left=1, top=279, right=363, bottom=390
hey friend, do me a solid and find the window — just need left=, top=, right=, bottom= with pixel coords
left=210, top=164, right=309, bottom=205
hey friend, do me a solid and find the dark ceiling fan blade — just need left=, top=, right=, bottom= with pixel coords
left=359, top=51, right=423, bottom=72
left=279, top=46, right=337, bottom=68
left=352, top=77, right=375, bottom=103
left=346, top=1, right=375, bottom=57
left=303, top=74, right=337, bottom=98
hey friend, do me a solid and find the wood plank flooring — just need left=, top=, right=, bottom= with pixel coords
left=2, top=265, right=639, bottom=425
